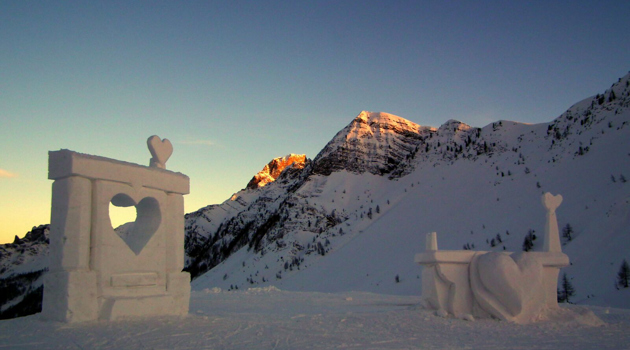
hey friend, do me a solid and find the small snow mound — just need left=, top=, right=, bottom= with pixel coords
left=203, top=287, right=222, bottom=294
left=539, top=306, right=605, bottom=327
left=572, top=308, right=606, bottom=327
left=436, top=309, right=449, bottom=318
left=460, top=313, right=475, bottom=321
left=245, top=285, right=282, bottom=294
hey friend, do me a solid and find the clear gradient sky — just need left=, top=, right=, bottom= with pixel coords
left=1, top=1, right=629, bottom=243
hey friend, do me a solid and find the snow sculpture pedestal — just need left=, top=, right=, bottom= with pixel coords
left=415, top=193, right=570, bottom=324
left=42, top=136, right=190, bottom=322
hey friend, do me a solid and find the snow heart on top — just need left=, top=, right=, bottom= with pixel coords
left=542, top=193, right=563, bottom=214
left=147, top=135, right=173, bottom=169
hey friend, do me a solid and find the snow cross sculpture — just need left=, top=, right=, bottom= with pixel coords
left=415, top=192, right=570, bottom=324
left=42, top=136, right=190, bottom=322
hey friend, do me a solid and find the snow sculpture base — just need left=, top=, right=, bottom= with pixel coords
left=417, top=249, right=569, bottom=323
left=42, top=147, right=190, bottom=322
left=415, top=193, right=570, bottom=324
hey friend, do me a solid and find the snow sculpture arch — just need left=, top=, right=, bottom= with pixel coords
left=415, top=193, right=570, bottom=324
left=42, top=136, right=190, bottom=322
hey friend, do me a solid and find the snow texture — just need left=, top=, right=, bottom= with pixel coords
left=0, top=288, right=625, bottom=349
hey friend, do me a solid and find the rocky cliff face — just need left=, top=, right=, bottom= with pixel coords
left=312, top=111, right=435, bottom=177
left=184, top=111, right=448, bottom=279
left=0, top=225, right=49, bottom=278
left=184, top=154, right=315, bottom=279
left=0, top=225, right=49, bottom=319
left=246, top=154, right=307, bottom=190
left=182, top=110, right=525, bottom=280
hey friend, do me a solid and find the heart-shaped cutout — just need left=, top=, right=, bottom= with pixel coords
left=109, top=193, right=162, bottom=255
left=109, top=202, right=137, bottom=230
left=471, top=252, right=544, bottom=320
left=147, top=135, right=173, bottom=169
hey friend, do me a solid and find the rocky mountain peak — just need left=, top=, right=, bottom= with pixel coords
left=312, top=111, right=432, bottom=176
left=439, top=119, right=470, bottom=131
left=350, top=111, right=431, bottom=138
left=246, top=154, right=307, bottom=190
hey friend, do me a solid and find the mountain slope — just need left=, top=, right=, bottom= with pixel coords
left=191, top=73, right=630, bottom=308
left=0, top=225, right=49, bottom=319
left=184, top=111, right=445, bottom=280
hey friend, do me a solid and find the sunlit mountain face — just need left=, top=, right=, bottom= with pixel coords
left=186, top=73, right=630, bottom=310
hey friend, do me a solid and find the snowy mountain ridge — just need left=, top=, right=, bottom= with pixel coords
left=189, top=72, right=630, bottom=309
left=246, top=154, right=307, bottom=190
left=0, top=225, right=49, bottom=319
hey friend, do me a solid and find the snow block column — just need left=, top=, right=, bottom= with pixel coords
left=43, top=137, right=190, bottom=322
left=416, top=234, right=476, bottom=317
left=42, top=176, right=98, bottom=322
left=165, top=193, right=191, bottom=316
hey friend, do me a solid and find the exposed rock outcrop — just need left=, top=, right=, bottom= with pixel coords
left=0, top=225, right=49, bottom=320
left=246, top=154, right=307, bottom=190
left=312, top=111, right=434, bottom=176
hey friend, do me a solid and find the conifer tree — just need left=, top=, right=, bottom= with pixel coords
left=562, top=223, right=573, bottom=242
left=557, top=273, right=576, bottom=303
left=522, top=230, right=536, bottom=252
left=617, top=259, right=630, bottom=289
left=522, top=235, right=533, bottom=251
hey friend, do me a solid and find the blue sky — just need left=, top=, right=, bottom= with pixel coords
left=1, top=1, right=629, bottom=242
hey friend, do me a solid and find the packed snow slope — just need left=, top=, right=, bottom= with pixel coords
left=189, top=73, right=630, bottom=309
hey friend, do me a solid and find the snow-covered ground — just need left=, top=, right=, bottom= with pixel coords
left=0, top=287, right=627, bottom=349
